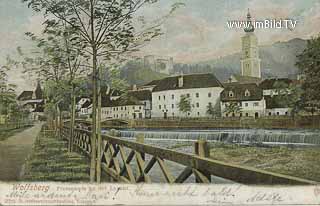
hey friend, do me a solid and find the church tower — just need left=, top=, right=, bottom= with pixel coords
left=240, top=10, right=261, bottom=78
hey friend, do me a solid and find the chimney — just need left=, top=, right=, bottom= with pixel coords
left=132, top=84, right=137, bottom=91
left=178, top=75, right=184, bottom=88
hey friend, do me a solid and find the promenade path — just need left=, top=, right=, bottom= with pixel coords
left=0, top=123, right=42, bottom=181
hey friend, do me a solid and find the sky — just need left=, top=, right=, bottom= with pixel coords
left=1, top=0, right=320, bottom=92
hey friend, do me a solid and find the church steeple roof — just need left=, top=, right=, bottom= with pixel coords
left=34, top=81, right=43, bottom=99
left=244, top=9, right=255, bottom=33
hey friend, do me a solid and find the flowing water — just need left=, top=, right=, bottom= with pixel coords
left=115, top=128, right=320, bottom=146
left=101, top=128, right=320, bottom=183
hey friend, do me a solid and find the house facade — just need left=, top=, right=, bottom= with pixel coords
left=17, top=82, right=44, bottom=121
left=259, top=78, right=294, bottom=116
left=221, top=83, right=265, bottom=118
left=101, top=98, right=145, bottom=120
left=151, top=73, right=224, bottom=118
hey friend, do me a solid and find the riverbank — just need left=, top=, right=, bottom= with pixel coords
left=209, top=143, right=320, bottom=182
left=128, top=116, right=320, bottom=130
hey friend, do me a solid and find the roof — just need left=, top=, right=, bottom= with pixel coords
left=81, top=100, right=92, bottom=108
left=221, top=83, right=263, bottom=102
left=34, top=82, right=43, bottom=99
left=259, top=78, right=293, bottom=90
left=144, top=79, right=161, bottom=86
left=17, top=91, right=33, bottom=101
left=128, top=90, right=152, bottom=101
left=230, top=74, right=262, bottom=84
left=151, top=73, right=223, bottom=92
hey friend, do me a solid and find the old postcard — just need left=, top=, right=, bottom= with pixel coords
left=0, top=0, right=319, bottom=205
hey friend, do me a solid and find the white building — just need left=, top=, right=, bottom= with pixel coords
left=79, top=100, right=92, bottom=118
left=259, top=78, right=294, bottom=116
left=101, top=98, right=145, bottom=120
left=150, top=73, right=224, bottom=118
left=221, top=83, right=266, bottom=118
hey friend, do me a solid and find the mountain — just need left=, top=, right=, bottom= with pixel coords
left=120, top=38, right=307, bottom=85
left=173, top=38, right=308, bottom=81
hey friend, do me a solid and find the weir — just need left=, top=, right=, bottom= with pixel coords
left=115, top=129, right=320, bottom=146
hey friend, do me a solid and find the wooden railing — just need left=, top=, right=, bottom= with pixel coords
left=61, top=126, right=318, bottom=185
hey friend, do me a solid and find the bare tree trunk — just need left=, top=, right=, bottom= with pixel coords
left=55, top=104, right=59, bottom=136
left=69, top=84, right=76, bottom=152
left=89, top=0, right=97, bottom=182
left=96, top=66, right=102, bottom=183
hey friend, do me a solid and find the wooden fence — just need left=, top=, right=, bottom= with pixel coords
left=61, top=125, right=318, bottom=185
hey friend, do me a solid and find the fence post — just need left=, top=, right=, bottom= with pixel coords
left=194, top=138, right=211, bottom=183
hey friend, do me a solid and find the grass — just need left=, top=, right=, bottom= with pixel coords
left=209, top=143, right=320, bottom=182
left=21, top=131, right=90, bottom=182
left=0, top=125, right=32, bottom=141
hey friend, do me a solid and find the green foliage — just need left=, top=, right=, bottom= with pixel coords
left=273, top=81, right=303, bottom=116
left=22, top=131, right=89, bottom=182
left=206, top=103, right=220, bottom=118
left=224, top=102, right=242, bottom=116
left=296, top=35, right=320, bottom=112
left=178, top=95, right=191, bottom=115
left=121, top=60, right=168, bottom=85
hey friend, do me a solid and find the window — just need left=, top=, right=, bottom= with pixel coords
left=121, top=107, right=123, bottom=110
left=139, top=106, right=142, bottom=110
left=245, top=103, right=249, bottom=107
left=172, top=94, right=174, bottom=99
left=163, top=95, right=166, bottom=100
left=232, top=113, right=235, bottom=117
left=133, top=106, right=135, bottom=110
left=159, top=105, right=161, bottom=109
left=125, top=107, right=127, bottom=110
left=228, top=91, right=234, bottom=97
left=196, top=93, right=199, bottom=98
left=269, top=112, right=272, bottom=116
left=285, top=112, right=288, bottom=115
left=196, top=103, right=200, bottom=108
left=245, top=89, right=250, bottom=97
left=208, top=102, right=212, bottom=107
left=208, top=92, right=212, bottom=98
left=246, top=113, right=249, bottom=117
left=172, top=104, right=174, bottom=109
left=253, top=102, right=259, bottom=107
left=186, top=93, right=190, bottom=98
left=277, top=112, right=280, bottom=116
left=197, top=112, right=200, bottom=116
left=240, top=113, right=242, bottom=117
left=158, top=96, right=161, bottom=100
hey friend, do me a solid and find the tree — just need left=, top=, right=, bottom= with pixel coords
left=178, top=95, right=191, bottom=117
left=23, top=0, right=184, bottom=182
left=273, top=81, right=303, bottom=118
left=296, top=35, right=320, bottom=114
left=206, top=103, right=220, bottom=119
left=224, top=102, right=242, bottom=117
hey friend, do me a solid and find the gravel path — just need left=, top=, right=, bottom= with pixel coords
left=0, top=123, right=42, bottom=181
